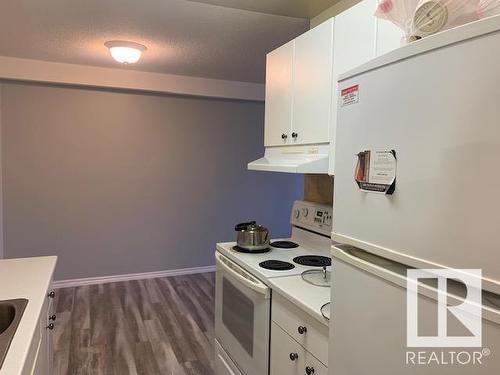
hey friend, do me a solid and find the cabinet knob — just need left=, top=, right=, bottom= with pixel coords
left=46, top=323, right=55, bottom=330
left=49, top=314, right=57, bottom=321
left=291, top=132, right=298, bottom=139
left=48, top=291, right=56, bottom=298
left=289, top=353, right=299, bottom=361
left=305, top=366, right=315, bottom=375
left=298, top=326, right=307, bottom=334
left=281, top=133, right=288, bottom=140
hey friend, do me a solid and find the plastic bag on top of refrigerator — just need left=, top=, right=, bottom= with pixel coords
left=411, top=0, right=480, bottom=39
left=375, top=0, right=420, bottom=36
left=375, top=0, right=480, bottom=42
left=478, top=0, right=500, bottom=18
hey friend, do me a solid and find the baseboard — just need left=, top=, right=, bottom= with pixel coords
left=52, top=265, right=216, bottom=289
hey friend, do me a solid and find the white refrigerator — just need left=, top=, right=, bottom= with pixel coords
left=330, top=15, right=500, bottom=374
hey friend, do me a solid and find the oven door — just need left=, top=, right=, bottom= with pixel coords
left=215, top=252, right=271, bottom=375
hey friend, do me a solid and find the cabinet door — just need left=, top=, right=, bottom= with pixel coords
left=330, top=0, right=378, bottom=175
left=264, top=41, right=294, bottom=147
left=292, top=19, right=334, bottom=145
left=376, top=18, right=404, bottom=56
left=270, top=322, right=305, bottom=375
left=46, top=292, right=54, bottom=374
left=31, top=294, right=51, bottom=375
left=32, top=335, right=48, bottom=375
left=333, top=0, right=378, bottom=77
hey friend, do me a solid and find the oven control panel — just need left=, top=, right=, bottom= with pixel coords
left=291, top=200, right=332, bottom=237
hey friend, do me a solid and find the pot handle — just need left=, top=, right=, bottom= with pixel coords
left=234, top=221, right=256, bottom=231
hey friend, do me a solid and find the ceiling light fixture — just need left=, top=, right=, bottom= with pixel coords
left=104, top=41, right=146, bottom=64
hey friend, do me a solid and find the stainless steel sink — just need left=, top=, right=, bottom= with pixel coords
left=0, top=299, right=28, bottom=369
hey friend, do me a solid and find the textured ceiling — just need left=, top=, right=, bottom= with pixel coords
left=0, top=0, right=312, bottom=83
left=186, top=0, right=340, bottom=18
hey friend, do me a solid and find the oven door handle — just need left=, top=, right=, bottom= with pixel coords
left=216, top=252, right=270, bottom=297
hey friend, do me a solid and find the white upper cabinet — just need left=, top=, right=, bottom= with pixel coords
left=264, top=40, right=294, bottom=147
left=333, top=0, right=404, bottom=76
left=264, top=20, right=334, bottom=148
left=292, top=19, right=334, bottom=146
left=333, top=0, right=377, bottom=77
left=376, top=17, right=405, bottom=56
left=262, top=0, right=404, bottom=172
left=328, top=0, right=404, bottom=174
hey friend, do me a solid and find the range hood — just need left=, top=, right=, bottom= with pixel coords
left=248, top=144, right=329, bottom=173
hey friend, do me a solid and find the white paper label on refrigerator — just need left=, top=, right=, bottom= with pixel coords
left=340, top=85, right=359, bottom=107
left=355, top=150, right=397, bottom=194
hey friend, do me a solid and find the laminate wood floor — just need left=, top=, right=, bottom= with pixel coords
left=52, top=272, right=215, bottom=375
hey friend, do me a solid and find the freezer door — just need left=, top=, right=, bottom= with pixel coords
left=329, top=245, right=500, bottom=374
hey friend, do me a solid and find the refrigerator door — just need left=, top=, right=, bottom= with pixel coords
left=329, top=245, right=500, bottom=374
left=333, top=16, right=500, bottom=294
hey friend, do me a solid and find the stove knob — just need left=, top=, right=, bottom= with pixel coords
left=301, top=208, right=309, bottom=217
left=294, top=209, right=300, bottom=219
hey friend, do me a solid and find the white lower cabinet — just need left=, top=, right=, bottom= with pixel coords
left=271, top=322, right=305, bottom=375
left=29, top=288, right=55, bottom=375
left=271, top=292, right=329, bottom=375
left=271, top=322, right=327, bottom=375
left=272, top=293, right=328, bottom=366
left=31, top=333, right=48, bottom=375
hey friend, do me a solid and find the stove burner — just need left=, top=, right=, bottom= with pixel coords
left=232, top=246, right=270, bottom=254
left=259, top=260, right=295, bottom=271
left=293, top=255, right=331, bottom=267
left=270, top=241, right=299, bottom=249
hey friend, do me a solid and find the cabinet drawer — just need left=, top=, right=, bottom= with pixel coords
left=270, top=322, right=305, bottom=375
left=304, top=351, right=328, bottom=375
left=272, top=293, right=328, bottom=365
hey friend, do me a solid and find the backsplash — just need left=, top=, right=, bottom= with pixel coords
left=304, top=174, right=333, bottom=206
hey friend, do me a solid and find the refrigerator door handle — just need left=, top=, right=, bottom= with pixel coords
left=331, top=244, right=500, bottom=324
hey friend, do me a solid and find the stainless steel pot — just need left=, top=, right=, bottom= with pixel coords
left=235, top=221, right=270, bottom=251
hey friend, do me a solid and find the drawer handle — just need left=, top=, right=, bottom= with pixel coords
left=49, top=314, right=57, bottom=321
left=305, top=366, right=315, bottom=375
left=281, top=133, right=288, bottom=140
left=46, top=323, right=55, bottom=330
left=289, top=353, right=299, bottom=361
left=298, top=326, right=307, bottom=335
left=292, top=132, right=298, bottom=139
left=48, top=291, right=56, bottom=298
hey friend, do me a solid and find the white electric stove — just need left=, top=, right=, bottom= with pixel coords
left=214, top=200, right=333, bottom=375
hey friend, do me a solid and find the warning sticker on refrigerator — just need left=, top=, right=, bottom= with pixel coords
left=340, top=85, right=359, bottom=107
left=355, top=150, right=397, bottom=194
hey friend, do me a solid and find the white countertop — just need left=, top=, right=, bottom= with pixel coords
left=0, top=256, right=57, bottom=375
left=268, top=274, right=331, bottom=326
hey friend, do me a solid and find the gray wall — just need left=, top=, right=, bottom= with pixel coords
left=1, top=83, right=302, bottom=280
left=0, top=84, right=3, bottom=259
